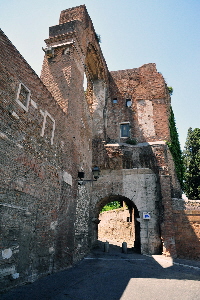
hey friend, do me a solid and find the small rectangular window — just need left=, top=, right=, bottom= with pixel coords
left=112, top=98, right=118, bottom=104
left=126, top=99, right=132, bottom=107
left=120, top=123, right=130, bottom=138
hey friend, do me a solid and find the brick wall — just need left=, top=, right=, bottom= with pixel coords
left=1, top=4, right=197, bottom=293
left=0, top=26, right=92, bottom=290
left=107, top=64, right=171, bottom=144
left=172, top=199, right=200, bottom=260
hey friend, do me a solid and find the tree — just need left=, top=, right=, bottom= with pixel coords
left=183, top=128, right=200, bottom=199
left=168, top=106, right=184, bottom=187
left=101, top=201, right=121, bottom=212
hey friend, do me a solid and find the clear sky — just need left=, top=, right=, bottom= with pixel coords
left=1, top=0, right=199, bottom=149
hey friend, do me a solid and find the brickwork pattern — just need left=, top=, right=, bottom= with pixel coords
left=108, top=65, right=171, bottom=144
left=172, top=199, right=200, bottom=260
left=0, top=26, right=92, bottom=291
left=0, top=4, right=199, bottom=293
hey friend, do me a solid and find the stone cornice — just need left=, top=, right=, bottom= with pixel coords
left=44, top=32, right=75, bottom=47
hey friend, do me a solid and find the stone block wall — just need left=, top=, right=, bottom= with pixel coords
left=91, top=168, right=163, bottom=255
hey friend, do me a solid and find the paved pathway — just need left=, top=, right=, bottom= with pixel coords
left=1, top=242, right=200, bottom=300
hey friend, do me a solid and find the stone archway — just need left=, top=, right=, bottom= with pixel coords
left=90, top=169, right=163, bottom=255
left=93, top=195, right=141, bottom=253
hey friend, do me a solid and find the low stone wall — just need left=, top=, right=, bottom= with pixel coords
left=98, top=208, right=134, bottom=247
left=172, top=199, right=200, bottom=260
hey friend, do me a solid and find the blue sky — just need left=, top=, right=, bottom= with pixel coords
left=1, top=0, right=199, bottom=149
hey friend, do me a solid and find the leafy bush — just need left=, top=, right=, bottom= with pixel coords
left=101, top=201, right=121, bottom=212
left=167, top=86, right=173, bottom=95
left=126, top=138, right=137, bottom=145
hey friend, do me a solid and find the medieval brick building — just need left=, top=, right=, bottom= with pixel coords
left=0, top=5, right=199, bottom=292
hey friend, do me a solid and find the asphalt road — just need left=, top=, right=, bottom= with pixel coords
left=1, top=242, right=200, bottom=300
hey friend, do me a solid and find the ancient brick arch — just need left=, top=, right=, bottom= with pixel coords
left=85, top=43, right=107, bottom=82
left=82, top=42, right=108, bottom=139
left=84, top=43, right=107, bottom=114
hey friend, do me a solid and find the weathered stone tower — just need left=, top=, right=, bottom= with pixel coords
left=40, top=5, right=111, bottom=260
left=1, top=4, right=199, bottom=293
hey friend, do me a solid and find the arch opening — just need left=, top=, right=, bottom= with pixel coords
left=95, top=195, right=141, bottom=253
left=84, top=44, right=107, bottom=117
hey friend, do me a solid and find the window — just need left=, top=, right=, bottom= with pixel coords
left=120, top=123, right=130, bottom=138
left=126, top=99, right=132, bottom=107
left=16, top=83, right=30, bottom=112
left=112, top=98, right=118, bottom=104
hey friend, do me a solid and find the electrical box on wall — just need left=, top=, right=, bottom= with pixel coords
left=143, top=212, right=151, bottom=219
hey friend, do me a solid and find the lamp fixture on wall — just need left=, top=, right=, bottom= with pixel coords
left=78, top=166, right=100, bottom=185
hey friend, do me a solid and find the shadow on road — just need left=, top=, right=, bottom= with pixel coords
left=1, top=241, right=200, bottom=300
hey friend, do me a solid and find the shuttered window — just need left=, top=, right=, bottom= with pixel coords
left=120, top=123, right=130, bottom=137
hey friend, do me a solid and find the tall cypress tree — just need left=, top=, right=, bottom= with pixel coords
left=183, top=128, right=200, bottom=199
left=168, top=106, right=184, bottom=187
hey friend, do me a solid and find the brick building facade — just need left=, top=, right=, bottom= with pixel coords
left=0, top=5, right=199, bottom=292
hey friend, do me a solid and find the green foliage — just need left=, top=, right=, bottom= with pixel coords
left=167, top=106, right=184, bottom=187
left=167, top=86, right=173, bottom=96
left=101, top=201, right=121, bottom=212
left=183, top=128, right=200, bottom=199
left=126, top=138, right=137, bottom=145
left=95, top=33, right=101, bottom=43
